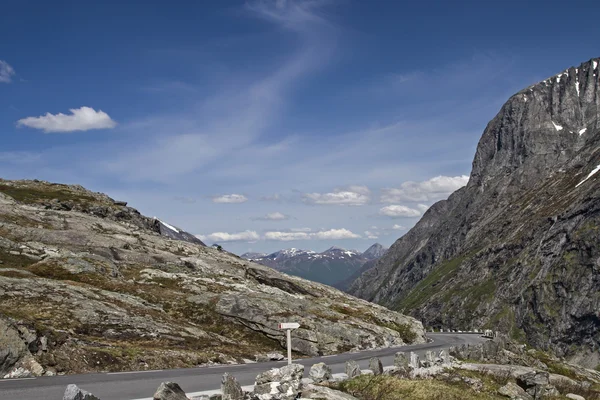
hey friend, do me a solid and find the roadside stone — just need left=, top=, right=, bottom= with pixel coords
left=153, top=382, right=189, bottom=400
left=424, top=351, right=435, bottom=367
left=266, top=353, right=285, bottom=361
left=63, top=384, right=101, bottom=400
left=409, top=352, right=420, bottom=369
left=393, top=352, right=409, bottom=368
left=565, top=394, right=585, bottom=400
left=369, top=357, right=383, bottom=375
left=222, top=373, right=244, bottom=400
left=253, top=364, right=304, bottom=400
left=309, top=362, right=332, bottom=383
left=345, top=360, right=361, bottom=378
left=498, top=382, right=533, bottom=400
left=302, top=384, right=359, bottom=400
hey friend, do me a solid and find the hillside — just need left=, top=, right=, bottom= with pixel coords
left=0, top=179, right=424, bottom=378
left=349, top=57, right=600, bottom=368
left=242, top=244, right=387, bottom=287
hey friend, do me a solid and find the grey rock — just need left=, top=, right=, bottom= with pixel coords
left=565, top=394, right=586, bottom=400
left=409, top=352, right=420, bottom=369
left=308, top=362, right=332, bottom=383
left=302, top=384, right=359, bottom=400
left=368, top=357, right=383, bottom=375
left=266, top=353, right=285, bottom=361
left=255, top=364, right=304, bottom=385
left=347, top=57, right=600, bottom=368
left=153, top=382, right=188, bottom=400
left=63, top=384, right=101, bottom=400
left=344, top=360, right=361, bottom=378
left=393, top=352, right=409, bottom=368
left=0, top=318, right=29, bottom=375
left=516, top=371, right=559, bottom=399
left=222, top=373, right=244, bottom=400
left=498, top=382, right=533, bottom=400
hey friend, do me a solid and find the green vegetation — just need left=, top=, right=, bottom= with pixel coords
left=334, top=373, right=506, bottom=400
left=395, top=251, right=476, bottom=311
left=0, top=183, right=97, bottom=205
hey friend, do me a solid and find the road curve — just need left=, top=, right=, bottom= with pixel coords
left=0, top=333, right=486, bottom=400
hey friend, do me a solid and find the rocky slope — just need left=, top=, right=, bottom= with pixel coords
left=349, top=57, right=600, bottom=368
left=0, top=179, right=424, bottom=378
left=242, top=244, right=387, bottom=287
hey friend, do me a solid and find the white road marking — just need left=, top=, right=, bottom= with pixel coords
left=0, top=377, right=36, bottom=382
left=107, top=369, right=163, bottom=375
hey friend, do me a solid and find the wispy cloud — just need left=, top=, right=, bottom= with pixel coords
left=302, top=185, right=371, bottom=206
left=197, top=230, right=260, bottom=243
left=0, top=60, right=15, bottom=83
left=265, top=227, right=361, bottom=241
left=381, top=175, right=469, bottom=203
left=16, top=107, right=117, bottom=133
left=212, top=194, right=248, bottom=204
left=253, top=211, right=290, bottom=221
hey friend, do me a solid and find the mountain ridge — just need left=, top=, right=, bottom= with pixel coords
left=242, top=243, right=387, bottom=287
left=348, top=57, right=600, bottom=368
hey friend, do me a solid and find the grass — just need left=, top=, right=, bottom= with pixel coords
left=395, top=251, right=477, bottom=311
left=335, top=373, right=506, bottom=400
left=0, top=183, right=98, bottom=205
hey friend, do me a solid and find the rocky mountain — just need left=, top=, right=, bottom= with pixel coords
left=0, top=179, right=424, bottom=378
left=349, top=57, right=600, bottom=368
left=242, top=244, right=387, bottom=287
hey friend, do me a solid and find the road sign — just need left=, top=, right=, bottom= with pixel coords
left=278, top=322, right=300, bottom=364
left=278, top=322, right=300, bottom=330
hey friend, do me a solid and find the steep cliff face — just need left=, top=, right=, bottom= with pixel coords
left=349, top=57, right=600, bottom=368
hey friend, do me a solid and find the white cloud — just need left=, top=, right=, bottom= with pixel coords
left=254, top=211, right=290, bottom=221
left=290, top=227, right=312, bottom=232
left=16, top=106, right=117, bottom=133
left=303, top=185, right=371, bottom=206
left=264, top=231, right=310, bottom=241
left=391, top=224, right=405, bottom=230
left=379, top=204, right=423, bottom=218
left=212, top=194, right=248, bottom=204
left=0, top=60, right=15, bottom=83
left=381, top=175, right=469, bottom=203
left=265, top=228, right=361, bottom=241
left=364, top=230, right=379, bottom=239
left=197, top=230, right=259, bottom=243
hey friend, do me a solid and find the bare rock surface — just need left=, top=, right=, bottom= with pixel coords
left=0, top=179, right=425, bottom=376
left=153, top=382, right=189, bottom=400
left=63, top=384, right=101, bottom=400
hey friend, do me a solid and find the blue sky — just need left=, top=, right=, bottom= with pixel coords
left=1, top=0, right=599, bottom=255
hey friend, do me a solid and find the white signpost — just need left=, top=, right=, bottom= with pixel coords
left=278, top=322, right=300, bottom=365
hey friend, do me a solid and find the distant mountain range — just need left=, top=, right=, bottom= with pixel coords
left=241, top=243, right=387, bottom=287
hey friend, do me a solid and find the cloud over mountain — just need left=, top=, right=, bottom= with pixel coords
left=381, top=175, right=469, bottom=203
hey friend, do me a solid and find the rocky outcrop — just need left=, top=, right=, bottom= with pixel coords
left=348, top=57, right=600, bottom=367
left=309, top=362, right=332, bottom=383
left=221, top=373, right=244, bottom=400
left=253, top=364, right=303, bottom=400
left=0, top=179, right=425, bottom=376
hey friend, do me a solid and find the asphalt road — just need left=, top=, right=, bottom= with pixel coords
left=0, top=333, right=487, bottom=400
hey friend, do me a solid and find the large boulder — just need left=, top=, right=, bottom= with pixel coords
left=153, top=382, right=189, bottom=400
left=345, top=360, right=361, bottom=378
left=63, top=384, right=101, bottom=400
left=302, top=384, right=359, bottom=400
left=309, top=362, right=332, bottom=383
left=221, top=373, right=243, bottom=400
left=516, top=371, right=560, bottom=399
left=498, top=382, right=533, bottom=400
left=253, top=364, right=304, bottom=400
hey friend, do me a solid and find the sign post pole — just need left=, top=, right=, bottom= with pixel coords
left=278, top=322, right=300, bottom=365
left=286, top=329, right=292, bottom=365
